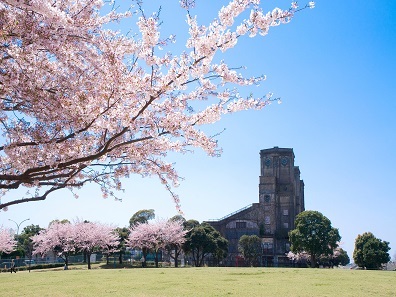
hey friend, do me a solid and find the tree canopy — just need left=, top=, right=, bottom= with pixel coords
left=332, top=248, right=350, bottom=266
left=129, top=209, right=155, bottom=227
left=353, top=232, right=390, bottom=270
left=48, top=219, right=71, bottom=227
left=289, top=210, right=340, bottom=268
left=238, top=234, right=262, bottom=267
left=18, top=224, right=44, bottom=259
left=73, top=221, right=120, bottom=269
left=166, top=216, right=187, bottom=267
left=32, top=221, right=76, bottom=267
left=183, top=221, right=228, bottom=267
left=0, top=0, right=313, bottom=211
left=115, top=227, right=130, bottom=264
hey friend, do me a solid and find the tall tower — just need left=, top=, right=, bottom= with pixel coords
left=259, top=147, right=304, bottom=265
left=205, top=147, right=304, bottom=267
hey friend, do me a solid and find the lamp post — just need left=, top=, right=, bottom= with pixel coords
left=8, top=218, right=30, bottom=269
left=8, top=218, right=30, bottom=236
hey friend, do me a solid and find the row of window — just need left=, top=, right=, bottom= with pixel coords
left=235, top=220, right=289, bottom=229
left=264, top=217, right=289, bottom=228
left=264, top=206, right=289, bottom=216
left=235, top=222, right=246, bottom=229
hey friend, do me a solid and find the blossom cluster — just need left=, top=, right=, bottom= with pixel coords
left=0, top=0, right=313, bottom=210
left=32, top=221, right=119, bottom=266
left=127, top=219, right=186, bottom=253
left=0, top=227, right=16, bottom=254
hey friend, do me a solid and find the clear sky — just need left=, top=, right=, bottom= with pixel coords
left=1, top=0, right=395, bottom=262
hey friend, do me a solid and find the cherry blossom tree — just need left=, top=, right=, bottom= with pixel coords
left=31, top=221, right=76, bottom=268
left=127, top=223, right=152, bottom=268
left=74, top=221, right=119, bottom=269
left=127, top=219, right=187, bottom=267
left=0, top=226, right=16, bottom=255
left=166, top=215, right=187, bottom=267
left=162, top=219, right=187, bottom=267
left=0, top=0, right=314, bottom=211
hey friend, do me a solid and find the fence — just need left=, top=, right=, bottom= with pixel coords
left=0, top=253, right=139, bottom=270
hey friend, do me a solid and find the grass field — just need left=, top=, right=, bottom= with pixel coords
left=1, top=266, right=395, bottom=297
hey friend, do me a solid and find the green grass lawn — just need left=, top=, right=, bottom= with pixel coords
left=1, top=267, right=395, bottom=297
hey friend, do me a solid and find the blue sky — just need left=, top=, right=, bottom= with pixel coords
left=1, top=1, right=395, bottom=261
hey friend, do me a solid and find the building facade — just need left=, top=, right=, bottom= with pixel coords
left=207, top=147, right=304, bottom=266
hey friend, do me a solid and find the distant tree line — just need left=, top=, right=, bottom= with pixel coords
left=2, top=209, right=391, bottom=270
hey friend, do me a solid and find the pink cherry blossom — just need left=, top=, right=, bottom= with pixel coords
left=32, top=222, right=76, bottom=266
left=0, top=1, right=313, bottom=211
left=127, top=219, right=186, bottom=267
left=32, top=221, right=119, bottom=269
left=74, top=221, right=119, bottom=269
left=286, top=251, right=310, bottom=262
left=0, top=227, right=16, bottom=254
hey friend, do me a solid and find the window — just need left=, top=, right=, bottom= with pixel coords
left=236, top=221, right=247, bottom=229
left=263, top=243, right=273, bottom=251
left=265, top=216, right=271, bottom=225
left=283, top=209, right=289, bottom=216
left=283, top=222, right=289, bottom=229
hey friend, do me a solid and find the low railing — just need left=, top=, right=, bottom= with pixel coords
left=207, top=204, right=253, bottom=222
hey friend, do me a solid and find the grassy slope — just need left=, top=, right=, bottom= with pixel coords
left=1, top=267, right=395, bottom=297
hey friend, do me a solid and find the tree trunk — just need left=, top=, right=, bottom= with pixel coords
left=106, top=254, right=110, bottom=265
left=199, top=255, right=204, bottom=267
left=87, top=252, right=91, bottom=269
left=142, top=247, right=148, bottom=268
left=155, top=250, right=159, bottom=268
left=198, top=251, right=205, bottom=267
left=64, top=254, right=69, bottom=269
left=192, top=249, right=199, bottom=267
left=119, top=252, right=123, bottom=264
left=310, top=253, right=316, bottom=268
left=174, top=247, right=179, bottom=268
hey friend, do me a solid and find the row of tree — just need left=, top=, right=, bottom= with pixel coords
left=0, top=209, right=229, bottom=269
left=32, top=220, right=119, bottom=269
left=1, top=210, right=391, bottom=270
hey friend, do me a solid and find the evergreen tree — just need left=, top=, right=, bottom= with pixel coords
left=353, top=232, right=390, bottom=269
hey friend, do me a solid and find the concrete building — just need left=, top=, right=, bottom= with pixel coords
left=206, top=147, right=304, bottom=266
